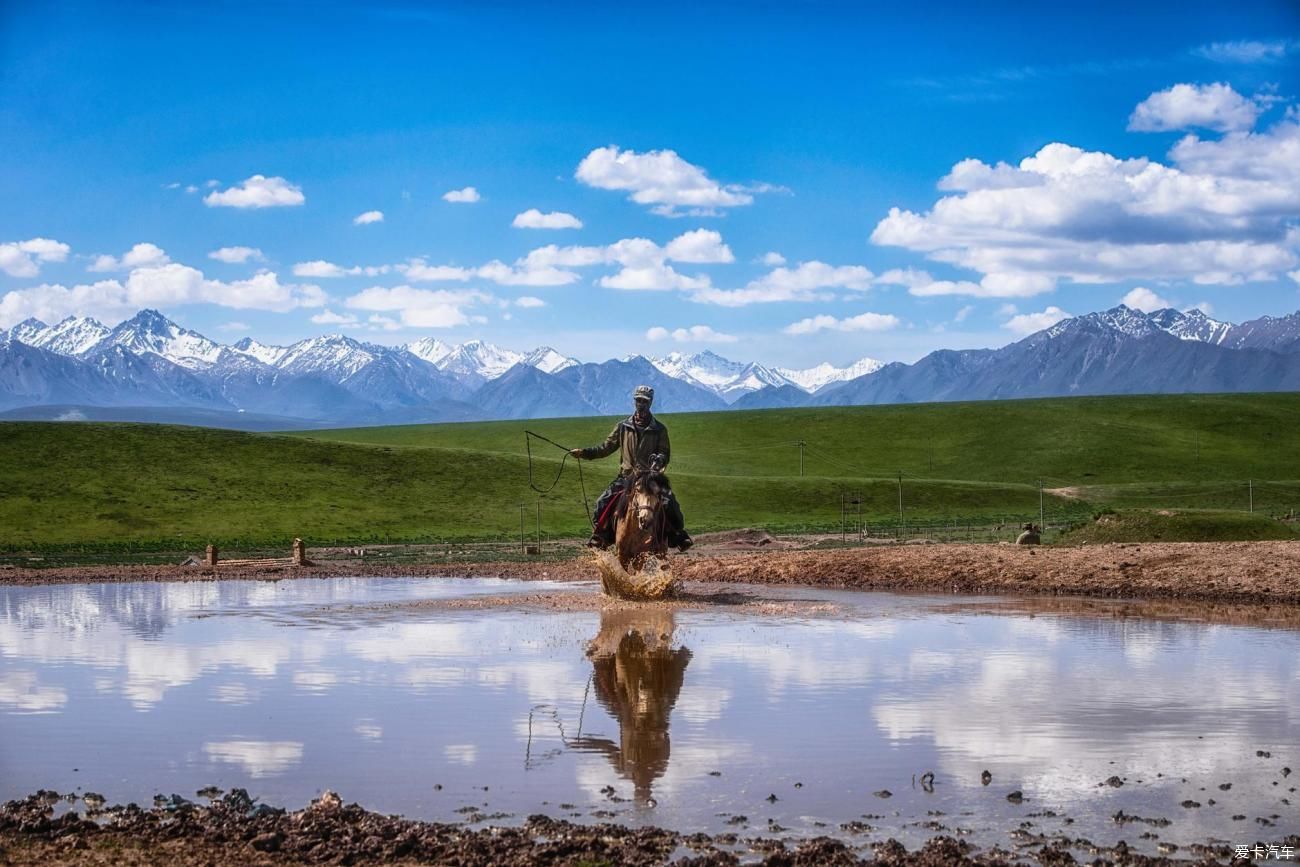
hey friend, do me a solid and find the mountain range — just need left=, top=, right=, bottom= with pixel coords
left=3, top=305, right=1299, bottom=427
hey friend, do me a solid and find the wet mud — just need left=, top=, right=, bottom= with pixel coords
left=2, top=788, right=1283, bottom=866
left=6, top=539, right=1300, bottom=608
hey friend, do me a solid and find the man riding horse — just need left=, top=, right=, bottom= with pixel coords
left=570, top=385, right=693, bottom=552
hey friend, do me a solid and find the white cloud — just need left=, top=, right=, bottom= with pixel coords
left=87, top=242, right=170, bottom=272
left=871, top=103, right=1300, bottom=294
left=954, top=305, right=974, bottom=323
left=203, top=740, right=303, bottom=778
left=1194, top=40, right=1290, bottom=64
left=185, top=185, right=199, bottom=194
left=0, top=238, right=71, bottom=278
left=353, top=210, right=384, bottom=225
left=575, top=145, right=758, bottom=216
left=760, top=251, right=786, bottom=266
left=662, top=228, right=734, bottom=263
left=783, top=312, right=900, bottom=334
left=691, top=260, right=872, bottom=306
left=208, top=246, right=264, bottom=264
left=1121, top=286, right=1173, bottom=312
left=0, top=262, right=325, bottom=327
left=519, top=229, right=730, bottom=291
left=442, top=186, right=480, bottom=203
left=514, top=296, right=545, bottom=308
left=1129, top=83, right=1262, bottom=133
left=939, top=158, right=1045, bottom=192
left=645, top=324, right=737, bottom=343
left=344, top=285, right=489, bottom=329
left=204, top=175, right=305, bottom=208
left=512, top=209, right=582, bottom=229
left=311, top=309, right=358, bottom=325
left=293, top=260, right=392, bottom=279
left=476, top=260, right=579, bottom=287
left=1003, top=305, right=1071, bottom=335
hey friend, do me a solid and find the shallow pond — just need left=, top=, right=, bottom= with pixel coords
left=1, top=577, right=1296, bottom=855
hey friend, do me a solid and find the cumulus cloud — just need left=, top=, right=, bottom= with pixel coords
left=310, top=309, right=359, bottom=325
left=0, top=264, right=326, bottom=327
left=353, top=210, right=384, bottom=225
left=442, top=186, right=480, bottom=203
left=1194, top=40, right=1290, bottom=64
left=783, top=312, right=901, bottom=335
left=344, top=285, right=489, bottom=329
left=204, top=175, right=305, bottom=208
left=87, top=243, right=170, bottom=272
left=292, top=260, right=392, bottom=279
left=208, top=246, right=264, bottom=264
left=644, top=324, right=737, bottom=343
left=875, top=267, right=1050, bottom=298
left=576, top=145, right=760, bottom=216
left=870, top=99, right=1300, bottom=295
left=1121, top=286, right=1173, bottom=312
left=760, top=251, right=786, bottom=266
left=1003, top=305, right=1071, bottom=335
left=0, top=238, right=70, bottom=278
left=1128, top=82, right=1262, bottom=133
left=514, top=296, right=545, bottom=308
left=691, top=260, right=873, bottom=307
left=512, top=209, right=582, bottom=229
left=519, top=229, right=731, bottom=291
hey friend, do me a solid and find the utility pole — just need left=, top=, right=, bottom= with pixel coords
left=797, top=440, right=806, bottom=477
left=535, top=498, right=542, bottom=549
left=897, top=472, right=904, bottom=540
left=1038, top=479, right=1045, bottom=531
left=1249, top=479, right=1254, bottom=513
left=519, top=504, right=526, bottom=554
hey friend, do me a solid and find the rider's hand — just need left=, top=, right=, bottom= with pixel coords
left=569, top=448, right=583, bottom=459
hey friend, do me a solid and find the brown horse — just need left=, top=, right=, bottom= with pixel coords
left=614, top=470, right=670, bottom=570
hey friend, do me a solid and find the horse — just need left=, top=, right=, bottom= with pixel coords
left=613, top=470, right=671, bottom=570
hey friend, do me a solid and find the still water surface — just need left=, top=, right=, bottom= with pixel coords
left=1, top=577, right=1296, bottom=853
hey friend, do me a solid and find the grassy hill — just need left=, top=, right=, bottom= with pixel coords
left=2, top=393, right=1299, bottom=553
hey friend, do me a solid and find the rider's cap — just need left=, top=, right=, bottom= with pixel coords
left=633, top=384, right=654, bottom=402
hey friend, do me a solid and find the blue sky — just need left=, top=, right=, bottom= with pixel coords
left=1, top=0, right=1298, bottom=367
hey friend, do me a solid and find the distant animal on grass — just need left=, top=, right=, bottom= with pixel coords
left=1016, top=523, right=1041, bottom=545
left=614, top=470, right=671, bottom=570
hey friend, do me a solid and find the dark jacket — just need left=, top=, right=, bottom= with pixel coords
left=581, top=413, right=670, bottom=477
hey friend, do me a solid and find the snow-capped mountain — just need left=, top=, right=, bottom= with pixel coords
left=403, top=337, right=456, bottom=366
left=433, top=339, right=524, bottom=381
left=522, top=346, right=579, bottom=374
left=649, top=350, right=796, bottom=402
left=231, top=337, right=289, bottom=366
left=275, top=334, right=384, bottom=379
left=17, top=316, right=112, bottom=356
left=8, top=303, right=1300, bottom=425
left=103, top=309, right=225, bottom=370
left=776, top=357, right=885, bottom=393
left=1147, top=308, right=1232, bottom=344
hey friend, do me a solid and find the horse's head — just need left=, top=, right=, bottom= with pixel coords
left=628, top=472, right=666, bottom=532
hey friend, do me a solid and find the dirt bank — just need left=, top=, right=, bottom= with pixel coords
left=0, top=789, right=1258, bottom=867
left=3, top=539, right=1299, bottom=607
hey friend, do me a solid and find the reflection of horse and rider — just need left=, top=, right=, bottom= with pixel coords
left=571, top=607, right=692, bottom=803
left=569, top=384, right=693, bottom=552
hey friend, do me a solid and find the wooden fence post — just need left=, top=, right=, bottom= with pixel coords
left=205, top=544, right=218, bottom=567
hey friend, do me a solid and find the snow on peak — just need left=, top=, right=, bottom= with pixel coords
left=434, top=339, right=524, bottom=379
left=6, top=316, right=110, bottom=356
left=231, top=337, right=289, bottom=366
left=276, top=334, right=381, bottom=378
left=1147, top=308, right=1233, bottom=344
left=403, top=337, right=456, bottom=366
left=6, top=318, right=51, bottom=346
left=104, top=309, right=224, bottom=370
left=522, top=346, right=579, bottom=374
left=776, top=357, right=885, bottom=392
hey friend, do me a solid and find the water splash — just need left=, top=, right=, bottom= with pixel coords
left=590, top=549, right=679, bottom=600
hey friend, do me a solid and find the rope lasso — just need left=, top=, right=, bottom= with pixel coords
left=525, top=430, right=594, bottom=528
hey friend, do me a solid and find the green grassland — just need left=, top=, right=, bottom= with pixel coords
left=2, top=393, right=1299, bottom=553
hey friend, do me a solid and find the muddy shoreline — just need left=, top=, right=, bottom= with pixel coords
left=4, top=539, right=1299, bottom=608
left=0, top=789, right=1274, bottom=867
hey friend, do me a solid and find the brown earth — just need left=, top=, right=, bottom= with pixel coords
left=0, top=789, right=1260, bottom=867
left=4, top=539, right=1299, bottom=608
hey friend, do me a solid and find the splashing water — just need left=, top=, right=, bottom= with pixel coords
left=590, top=548, right=679, bottom=600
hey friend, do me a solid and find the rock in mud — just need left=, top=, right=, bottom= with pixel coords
left=1005, top=790, right=1024, bottom=804
left=873, top=789, right=892, bottom=799
left=1104, top=775, right=1124, bottom=788
left=980, top=770, right=992, bottom=786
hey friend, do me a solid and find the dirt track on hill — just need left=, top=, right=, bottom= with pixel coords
left=3, top=538, right=1299, bottom=607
